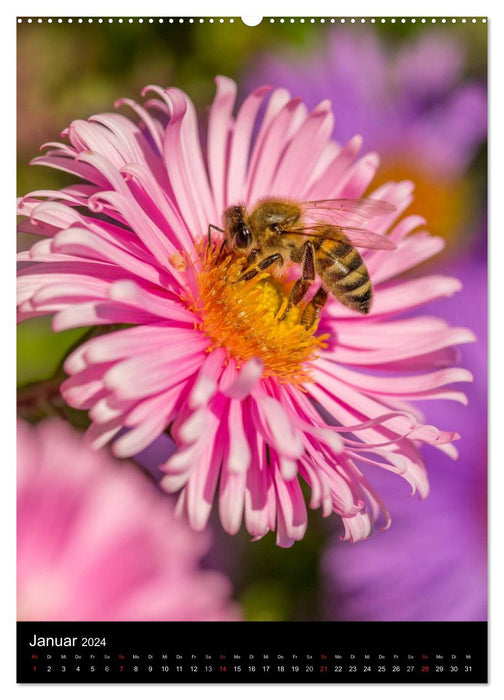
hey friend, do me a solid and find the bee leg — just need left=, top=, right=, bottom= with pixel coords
left=207, top=224, right=224, bottom=249
left=237, top=253, right=283, bottom=282
left=232, top=248, right=261, bottom=281
left=300, top=286, right=328, bottom=328
left=215, top=239, right=228, bottom=265
left=278, top=241, right=315, bottom=321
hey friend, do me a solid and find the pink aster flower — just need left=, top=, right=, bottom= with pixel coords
left=17, top=77, right=475, bottom=547
left=17, top=419, right=240, bottom=621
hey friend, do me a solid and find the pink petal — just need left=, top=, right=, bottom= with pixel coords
left=219, top=470, right=246, bottom=535
left=226, top=85, right=271, bottom=204
left=271, top=100, right=334, bottom=198
left=274, top=470, right=307, bottom=548
left=189, top=348, right=227, bottom=409
left=104, top=345, right=206, bottom=400
left=221, top=358, right=263, bottom=400
left=226, top=399, right=252, bottom=474
left=207, top=76, right=237, bottom=214
left=305, top=134, right=362, bottom=200
left=246, top=96, right=305, bottom=202
left=252, top=395, right=304, bottom=459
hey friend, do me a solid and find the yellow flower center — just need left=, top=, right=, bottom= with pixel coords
left=189, top=243, right=327, bottom=385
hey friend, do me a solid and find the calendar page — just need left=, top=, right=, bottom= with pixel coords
left=16, top=14, right=488, bottom=684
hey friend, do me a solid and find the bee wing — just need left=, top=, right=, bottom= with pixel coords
left=339, top=226, right=397, bottom=250
left=302, top=198, right=396, bottom=224
left=281, top=224, right=397, bottom=250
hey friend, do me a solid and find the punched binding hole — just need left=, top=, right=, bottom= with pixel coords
left=241, top=17, right=263, bottom=26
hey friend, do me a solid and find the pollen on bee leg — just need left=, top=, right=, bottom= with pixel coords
left=189, top=241, right=327, bottom=385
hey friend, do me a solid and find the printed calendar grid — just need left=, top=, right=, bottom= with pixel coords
left=18, top=622, right=488, bottom=683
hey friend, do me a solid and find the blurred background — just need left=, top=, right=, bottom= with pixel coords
left=17, top=17, right=487, bottom=622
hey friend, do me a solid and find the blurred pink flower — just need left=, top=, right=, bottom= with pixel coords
left=17, top=419, right=240, bottom=621
left=17, top=78, right=474, bottom=546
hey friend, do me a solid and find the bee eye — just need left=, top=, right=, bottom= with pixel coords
left=235, top=224, right=252, bottom=249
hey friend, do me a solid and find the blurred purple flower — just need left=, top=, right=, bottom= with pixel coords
left=246, top=30, right=486, bottom=243
left=322, top=251, right=487, bottom=621
left=247, top=30, right=486, bottom=179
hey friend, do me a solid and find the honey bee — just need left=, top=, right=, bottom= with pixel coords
left=209, top=197, right=396, bottom=327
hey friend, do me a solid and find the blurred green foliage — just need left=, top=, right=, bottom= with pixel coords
left=237, top=511, right=328, bottom=621
left=17, top=317, right=85, bottom=385
left=215, top=495, right=330, bottom=621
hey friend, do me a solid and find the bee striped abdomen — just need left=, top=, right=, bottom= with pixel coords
left=317, top=239, right=372, bottom=314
